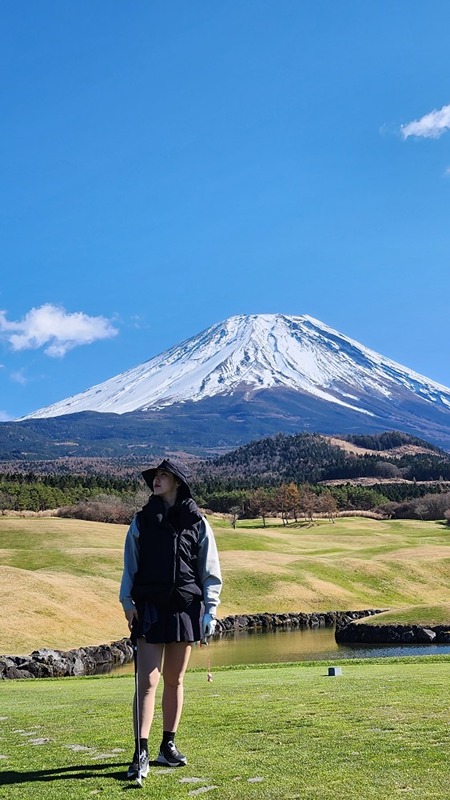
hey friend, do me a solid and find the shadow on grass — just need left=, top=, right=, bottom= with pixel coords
left=0, top=761, right=130, bottom=787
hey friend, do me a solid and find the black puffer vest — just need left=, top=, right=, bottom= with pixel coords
left=132, top=495, right=203, bottom=610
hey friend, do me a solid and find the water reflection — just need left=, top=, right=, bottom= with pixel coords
left=112, top=626, right=450, bottom=676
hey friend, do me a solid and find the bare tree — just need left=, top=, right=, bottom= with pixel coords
left=273, top=484, right=296, bottom=525
left=229, top=505, right=241, bottom=529
left=298, top=486, right=317, bottom=525
left=248, top=488, right=273, bottom=527
left=318, top=491, right=337, bottom=522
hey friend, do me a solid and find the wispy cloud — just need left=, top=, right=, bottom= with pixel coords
left=0, top=410, right=13, bottom=421
left=0, top=304, right=119, bottom=357
left=130, top=314, right=150, bottom=330
left=10, top=369, right=29, bottom=385
left=401, top=103, right=450, bottom=139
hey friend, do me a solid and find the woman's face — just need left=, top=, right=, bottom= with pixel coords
left=152, top=469, right=179, bottom=501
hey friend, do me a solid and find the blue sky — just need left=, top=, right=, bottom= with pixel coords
left=1, top=1, right=450, bottom=420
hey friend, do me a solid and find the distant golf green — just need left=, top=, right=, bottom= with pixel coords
left=354, top=603, right=450, bottom=627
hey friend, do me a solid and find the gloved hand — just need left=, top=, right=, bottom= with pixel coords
left=202, top=613, right=217, bottom=638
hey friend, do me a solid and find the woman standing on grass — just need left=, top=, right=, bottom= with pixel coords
left=119, top=459, right=222, bottom=782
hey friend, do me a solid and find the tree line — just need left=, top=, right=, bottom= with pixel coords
left=197, top=482, right=449, bottom=522
left=1, top=474, right=450, bottom=524
left=0, top=476, right=135, bottom=513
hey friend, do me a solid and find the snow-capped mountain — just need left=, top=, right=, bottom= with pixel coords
left=22, top=313, right=450, bottom=421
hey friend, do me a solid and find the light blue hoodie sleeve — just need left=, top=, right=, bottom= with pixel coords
left=197, top=516, right=222, bottom=617
left=119, top=516, right=140, bottom=612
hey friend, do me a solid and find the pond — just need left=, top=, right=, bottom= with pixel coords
left=112, top=626, right=450, bottom=675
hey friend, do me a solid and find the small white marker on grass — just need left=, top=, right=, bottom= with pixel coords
left=327, top=666, right=342, bottom=676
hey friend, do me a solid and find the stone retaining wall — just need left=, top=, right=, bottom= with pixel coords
left=0, top=609, right=383, bottom=680
left=0, top=639, right=133, bottom=680
left=215, top=609, right=383, bottom=633
left=335, top=621, right=450, bottom=645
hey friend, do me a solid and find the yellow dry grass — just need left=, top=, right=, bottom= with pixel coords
left=1, top=515, right=449, bottom=654
left=324, top=435, right=439, bottom=459
left=0, top=566, right=126, bottom=654
left=0, top=515, right=128, bottom=545
left=379, top=546, right=450, bottom=560
left=219, top=551, right=298, bottom=574
left=263, top=576, right=356, bottom=610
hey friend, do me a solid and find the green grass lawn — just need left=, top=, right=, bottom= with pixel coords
left=0, top=657, right=449, bottom=799
left=1, top=515, right=450, bottom=653
left=357, top=603, right=450, bottom=627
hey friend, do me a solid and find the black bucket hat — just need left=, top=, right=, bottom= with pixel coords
left=141, top=459, right=192, bottom=498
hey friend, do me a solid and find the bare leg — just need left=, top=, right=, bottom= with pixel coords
left=134, top=640, right=164, bottom=739
left=161, top=642, right=192, bottom=732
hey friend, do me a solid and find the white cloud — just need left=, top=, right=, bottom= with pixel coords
left=401, top=103, right=450, bottom=139
left=0, top=304, right=119, bottom=357
left=0, top=410, right=13, bottom=421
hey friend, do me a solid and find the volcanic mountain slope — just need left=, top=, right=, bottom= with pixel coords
left=3, top=314, right=450, bottom=457
left=22, top=314, right=450, bottom=419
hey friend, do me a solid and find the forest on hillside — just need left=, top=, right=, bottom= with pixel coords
left=344, top=431, right=444, bottom=452
left=1, top=431, right=450, bottom=522
left=193, top=431, right=450, bottom=488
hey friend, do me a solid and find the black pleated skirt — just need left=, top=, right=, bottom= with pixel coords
left=135, top=598, right=204, bottom=644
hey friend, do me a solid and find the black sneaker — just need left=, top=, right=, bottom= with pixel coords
left=156, top=740, right=187, bottom=767
left=127, top=749, right=150, bottom=780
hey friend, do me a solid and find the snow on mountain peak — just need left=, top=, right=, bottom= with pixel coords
left=21, top=313, right=450, bottom=420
